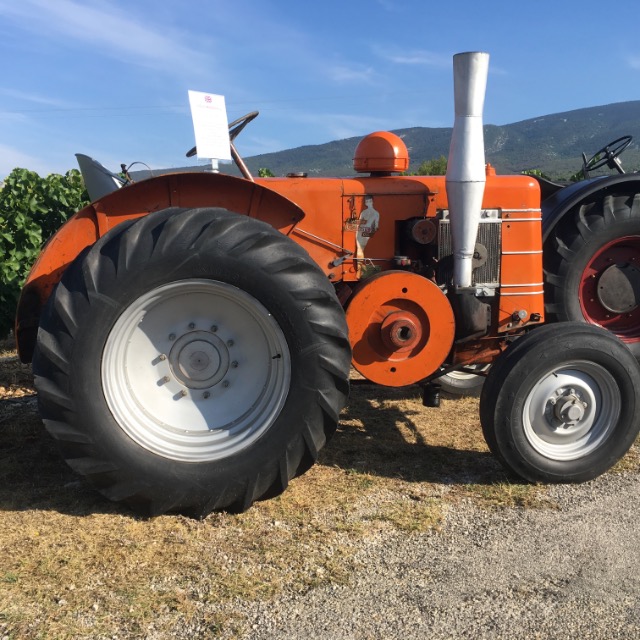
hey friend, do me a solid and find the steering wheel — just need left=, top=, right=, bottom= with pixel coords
left=186, top=111, right=259, bottom=158
left=583, top=135, right=633, bottom=174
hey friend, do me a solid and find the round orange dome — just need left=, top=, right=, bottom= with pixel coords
left=353, top=131, right=409, bottom=174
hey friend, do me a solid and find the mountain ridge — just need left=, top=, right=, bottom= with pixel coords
left=240, top=100, right=640, bottom=179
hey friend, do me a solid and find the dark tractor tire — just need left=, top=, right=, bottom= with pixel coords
left=479, top=322, right=640, bottom=483
left=544, top=192, right=640, bottom=357
left=437, top=364, right=489, bottom=398
left=32, top=207, right=351, bottom=516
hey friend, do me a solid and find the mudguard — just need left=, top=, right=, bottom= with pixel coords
left=541, top=173, right=640, bottom=242
left=15, top=171, right=305, bottom=362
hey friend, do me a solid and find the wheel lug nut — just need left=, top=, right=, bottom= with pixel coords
left=223, top=380, right=230, bottom=388
left=180, top=390, right=187, bottom=397
left=203, top=391, right=211, bottom=399
left=231, top=361, right=239, bottom=368
left=169, top=333, right=176, bottom=341
left=211, top=325, right=218, bottom=333
left=227, top=340, right=234, bottom=347
left=159, top=354, right=167, bottom=361
left=189, top=323, right=196, bottom=330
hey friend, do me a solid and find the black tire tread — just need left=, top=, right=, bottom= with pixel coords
left=480, top=322, right=640, bottom=482
left=34, top=207, right=351, bottom=516
left=544, top=191, right=640, bottom=356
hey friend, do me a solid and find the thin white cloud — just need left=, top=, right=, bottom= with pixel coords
left=0, top=143, right=53, bottom=176
left=325, top=64, right=377, bottom=85
left=377, top=48, right=506, bottom=76
left=376, top=0, right=400, bottom=10
left=291, top=112, right=389, bottom=141
left=381, top=49, right=451, bottom=68
left=627, top=55, right=640, bottom=70
left=0, top=111, right=29, bottom=125
left=0, top=88, right=76, bottom=109
left=0, top=0, right=212, bottom=77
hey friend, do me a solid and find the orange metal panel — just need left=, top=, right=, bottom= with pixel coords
left=337, top=177, right=436, bottom=280
left=17, top=166, right=546, bottom=369
left=19, top=206, right=100, bottom=310
left=500, top=252, right=544, bottom=287
left=16, top=173, right=307, bottom=361
left=497, top=254, right=545, bottom=330
left=501, top=219, right=543, bottom=254
left=345, top=271, right=455, bottom=386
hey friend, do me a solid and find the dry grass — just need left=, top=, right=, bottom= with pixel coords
left=0, top=338, right=635, bottom=638
left=0, top=335, right=34, bottom=400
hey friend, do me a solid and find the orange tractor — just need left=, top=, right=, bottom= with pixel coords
left=14, top=53, right=640, bottom=515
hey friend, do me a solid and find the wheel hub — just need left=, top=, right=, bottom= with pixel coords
left=597, top=262, right=640, bottom=313
left=580, top=236, right=640, bottom=341
left=169, top=330, right=229, bottom=389
left=551, top=390, right=586, bottom=427
left=524, top=364, right=620, bottom=461
left=101, top=279, right=291, bottom=462
left=380, top=311, right=422, bottom=353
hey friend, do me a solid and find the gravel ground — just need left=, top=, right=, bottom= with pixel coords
left=224, top=472, right=640, bottom=639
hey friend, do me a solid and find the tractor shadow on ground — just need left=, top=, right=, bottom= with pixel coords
left=320, top=382, right=511, bottom=486
left=0, top=385, right=514, bottom=518
left=0, top=396, right=128, bottom=517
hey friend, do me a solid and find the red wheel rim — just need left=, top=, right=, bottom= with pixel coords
left=579, top=235, right=640, bottom=342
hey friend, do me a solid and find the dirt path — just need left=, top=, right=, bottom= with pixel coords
left=235, top=472, right=640, bottom=639
left=2, top=346, right=639, bottom=638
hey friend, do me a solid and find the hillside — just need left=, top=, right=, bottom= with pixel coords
left=239, top=100, right=640, bottom=179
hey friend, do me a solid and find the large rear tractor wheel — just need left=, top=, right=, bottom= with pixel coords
left=480, top=323, right=640, bottom=483
left=544, top=192, right=640, bottom=357
left=33, top=208, right=351, bottom=516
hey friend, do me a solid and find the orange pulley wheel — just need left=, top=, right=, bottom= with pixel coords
left=345, top=271, right=455, bottom=387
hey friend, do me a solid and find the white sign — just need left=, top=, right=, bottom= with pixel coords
left=188, top=91, right=232, bottom=161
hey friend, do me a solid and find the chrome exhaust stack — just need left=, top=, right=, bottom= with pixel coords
left=445, top=51, right=490, bottom=289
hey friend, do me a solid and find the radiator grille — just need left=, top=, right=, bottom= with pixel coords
left=437, top=219, right=501, bottom=287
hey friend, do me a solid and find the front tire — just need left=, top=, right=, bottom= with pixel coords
left=33, top=207, right=351, bottom=516
left=480, top=323, right=640, bottom=483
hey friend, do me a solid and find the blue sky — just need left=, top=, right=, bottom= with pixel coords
left=1, top=0, right=640, bottom=179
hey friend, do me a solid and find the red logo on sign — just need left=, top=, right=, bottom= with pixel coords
left=204, top=95, right=212, bottom=103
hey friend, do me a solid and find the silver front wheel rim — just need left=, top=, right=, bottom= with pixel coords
left=102, top=279, right=291, bottom=462
left=522, top=361, right=620, bottom=461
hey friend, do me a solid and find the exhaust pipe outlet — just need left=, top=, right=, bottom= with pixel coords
left=445, top=52, right=490, bottom=288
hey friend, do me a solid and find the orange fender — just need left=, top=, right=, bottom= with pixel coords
left=16, top=172, right=305, bottom=362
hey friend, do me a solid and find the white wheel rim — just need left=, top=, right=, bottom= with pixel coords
left=102, top=279, right=291, bottom=462
left=522, top=361, right=620, bottom=461
left=444, top=363, right=490, bottom=382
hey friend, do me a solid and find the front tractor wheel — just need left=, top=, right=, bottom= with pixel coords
left=545, top=193, right=640, bottom=356
left=33, top=207, right=351, bottom=516
left=480, top=323, right=640, bottom=483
